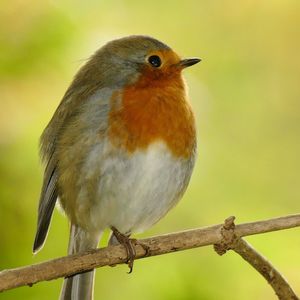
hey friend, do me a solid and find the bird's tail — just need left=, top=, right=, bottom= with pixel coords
left=60, top=224, right=101, bottom=300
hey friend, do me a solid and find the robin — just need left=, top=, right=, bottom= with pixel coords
left=33, top=35, right=200, bottom=300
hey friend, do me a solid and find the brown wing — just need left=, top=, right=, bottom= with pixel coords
left=33, top=47, right=112, bottom=253
left=33, top=91, right=77, bottom=253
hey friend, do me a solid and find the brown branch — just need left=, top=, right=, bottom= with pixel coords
left=0, top=214, right=300, bottom=294
left=214, top=216, right=299, bottom=300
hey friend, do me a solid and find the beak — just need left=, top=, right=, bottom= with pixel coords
left=179, top=58, right=201, bottom=68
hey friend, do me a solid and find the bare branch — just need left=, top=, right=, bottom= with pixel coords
left=0, top=214, right=300, bottom=294
left=214, top=216, right=299, bottom=300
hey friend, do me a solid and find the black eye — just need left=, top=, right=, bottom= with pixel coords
left=148, top=55, right=162, bottom=68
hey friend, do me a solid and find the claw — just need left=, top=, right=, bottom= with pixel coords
left=111, top=227, right=136, bottom=273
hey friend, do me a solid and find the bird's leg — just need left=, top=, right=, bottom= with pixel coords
left=110, top=227, right=136, bottom=273
left=109, top=227, right=151, bottom=273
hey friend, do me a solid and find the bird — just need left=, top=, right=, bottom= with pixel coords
left=33, top=35, right=200, bottom=300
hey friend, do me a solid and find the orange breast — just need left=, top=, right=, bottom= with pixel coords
left=108, top=70, right=196, bottom=158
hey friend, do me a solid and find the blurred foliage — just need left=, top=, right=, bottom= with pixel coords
left=0, top=1, right=300, bottom=299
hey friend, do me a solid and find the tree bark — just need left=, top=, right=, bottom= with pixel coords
left=0, top=214, right=300, bottom=298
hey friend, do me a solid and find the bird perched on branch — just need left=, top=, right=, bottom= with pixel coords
left=33, top=35, right=200, bottom=300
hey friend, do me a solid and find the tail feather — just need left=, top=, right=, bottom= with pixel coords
left=60, top=224, right=101, bottom=300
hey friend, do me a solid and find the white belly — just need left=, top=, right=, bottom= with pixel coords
left=76, top=141, right=195, bottom=235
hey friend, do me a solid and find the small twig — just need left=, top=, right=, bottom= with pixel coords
left=0, top=214, right=300, bottom=293
left=214, top=217, right=299, bottom=300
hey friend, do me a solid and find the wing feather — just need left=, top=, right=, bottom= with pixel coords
left=33, top=157, right=58, bottom=253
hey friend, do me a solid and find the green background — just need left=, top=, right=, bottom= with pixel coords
left=1, top=1, right=300, bottom=299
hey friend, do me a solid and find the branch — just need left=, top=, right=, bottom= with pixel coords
left=214, top=216, right=299, bottom=300
left=0, top=214, right=300, bottom=294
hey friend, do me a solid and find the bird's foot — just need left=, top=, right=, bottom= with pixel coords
left=110, top=227, right=150, bottom=273
left=110, top=227, right=136, bottom=273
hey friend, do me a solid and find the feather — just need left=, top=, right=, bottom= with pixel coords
left=33, top=158, right=58, bottom=253
left=60, top=224, right=101, bottom=300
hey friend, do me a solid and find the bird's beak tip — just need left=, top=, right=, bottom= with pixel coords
left=179, top=58, right=201, bottom=68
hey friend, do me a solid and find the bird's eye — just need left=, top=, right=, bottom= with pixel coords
left=148, top=55, right=162, bottom=68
